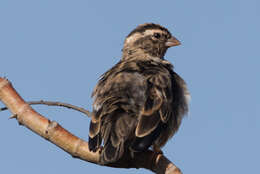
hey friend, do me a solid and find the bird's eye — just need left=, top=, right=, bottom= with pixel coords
left=153, top=33, right=161, bottom=39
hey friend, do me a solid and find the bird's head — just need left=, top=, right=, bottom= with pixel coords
left=122, top=23, right=180, bottom=60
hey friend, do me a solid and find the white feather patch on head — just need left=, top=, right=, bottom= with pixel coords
left=143, top=29, right=166, bottom=36
left=124, top=32, right=142, bottom=45
left=125, top=29, right=168, bottom=46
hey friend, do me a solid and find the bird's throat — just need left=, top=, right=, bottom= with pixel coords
left=122, top=47, right=165, bottom=60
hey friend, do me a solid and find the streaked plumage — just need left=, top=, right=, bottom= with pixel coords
left=88, top=23, right=189, bottom=164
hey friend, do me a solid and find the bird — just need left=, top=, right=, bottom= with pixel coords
left=88, top=23, right=190, bottom=164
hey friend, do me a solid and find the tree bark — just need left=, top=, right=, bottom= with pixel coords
left=0, top=77, right=182, bottom=174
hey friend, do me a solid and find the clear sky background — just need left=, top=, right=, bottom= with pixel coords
left=0, top=1, right=259, bottom=174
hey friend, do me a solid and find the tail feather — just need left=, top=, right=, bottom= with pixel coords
left=100, top=140, right=124, bottom=164
left=89, top=110, right=138, bottom=164
left=130, top=122, right=163, bottom=152
left=88, top=133, right=101, bottom=152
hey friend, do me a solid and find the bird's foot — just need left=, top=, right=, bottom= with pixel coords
left=152, top=145, right=163, bottom=154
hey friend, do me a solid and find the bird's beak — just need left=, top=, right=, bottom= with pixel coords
left=165, top=36, right=181, bottom=47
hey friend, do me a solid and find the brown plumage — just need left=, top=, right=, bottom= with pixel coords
left=88, top=23, right=190, bottom=164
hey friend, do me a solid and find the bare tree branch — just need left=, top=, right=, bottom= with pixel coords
left=0, top=77, right=182, bottom=174
left=1, top=100, right=91, bottom=117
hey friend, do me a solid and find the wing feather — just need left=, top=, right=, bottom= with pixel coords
left=135, top=73, right=172, bottom=137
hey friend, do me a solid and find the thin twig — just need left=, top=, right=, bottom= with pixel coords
left=9, top=114, right=17, bottom=119
left=1, top=100, right=91, bottom=117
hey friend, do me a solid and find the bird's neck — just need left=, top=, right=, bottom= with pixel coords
left=122, top=46, right=164, bottom=61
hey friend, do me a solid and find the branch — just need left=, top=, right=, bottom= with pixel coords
left=1, top=100, right=91, bottom=117
left=0, top=77, right=182, bottom=174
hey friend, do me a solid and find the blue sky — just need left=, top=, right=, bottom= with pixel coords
left=0, top=1, right=259, bottom=173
